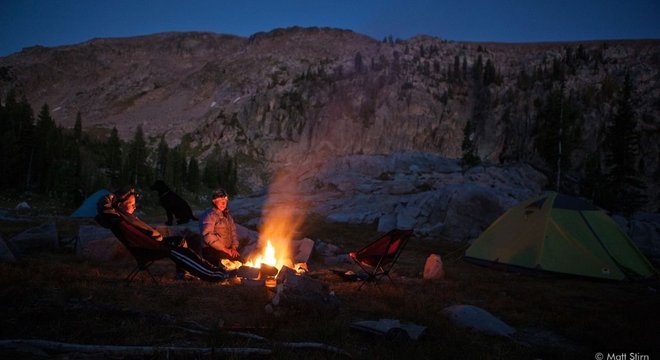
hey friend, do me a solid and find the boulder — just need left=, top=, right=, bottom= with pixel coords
left=236, top=223, right=259, bottom=246
left=443, top=304, right=516, bottom=337
left=9, top=222, right=58, bottom=255
left=292, top=237, right=314, bottom=263
left=377, top=213, right=397, bottom=232
left=439, top=184, right=509, bottom=241
left=76, top=225, right=125, bottom=261
left=0, top=235, right=17, bottom=262
left=423, top=254, right=444, bottom=280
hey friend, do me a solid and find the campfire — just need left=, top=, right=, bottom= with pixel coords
left=244, top=240, right=288, bottom=270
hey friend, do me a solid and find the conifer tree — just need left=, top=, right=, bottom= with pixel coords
left=106, top=127, right=122, bottom=187
left=187, top=157, right=201, bottom=193
left=602, top=74, right=646, bottom=214
left=155, top=136, right=169, bottom=181
left=203, top=158, right=220, bottom=189
left=125, top=125, right=149, bottom=187
left=74, top=112, right=82, bottom=143
left=461, top=119, right=480, bottom=169
left=31, top=103, right=57, bottom=191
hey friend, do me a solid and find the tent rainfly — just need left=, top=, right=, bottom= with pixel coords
left=465, top=192, right=657, bottom=281
left=70, top=189, right=110, bottom=218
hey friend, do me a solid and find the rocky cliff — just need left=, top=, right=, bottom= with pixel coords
left=1, top=27, right=659, bottom=205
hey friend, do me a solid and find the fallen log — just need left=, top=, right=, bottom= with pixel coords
left=0, top=339, right=271, bottom=356
left=176, top=327, right=353, bottom=358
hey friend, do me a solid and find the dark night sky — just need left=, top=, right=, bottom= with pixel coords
left=2, top=0, right=660, bottom=57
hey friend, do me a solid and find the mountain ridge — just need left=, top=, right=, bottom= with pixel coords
left=1, top=27, right=659, bottom=206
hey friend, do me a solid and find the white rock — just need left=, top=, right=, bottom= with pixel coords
left=443, top=304, right=516, bottom=337
left=15, top=202, right=30, bottom=210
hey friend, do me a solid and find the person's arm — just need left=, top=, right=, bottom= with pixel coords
left=228, top=214, right=239, bottom=251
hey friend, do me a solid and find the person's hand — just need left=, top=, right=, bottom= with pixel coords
left=227, top=248, right=240, bottom=258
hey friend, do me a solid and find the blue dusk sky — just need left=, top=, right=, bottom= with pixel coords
left=1, top=0, right=659, bottom=57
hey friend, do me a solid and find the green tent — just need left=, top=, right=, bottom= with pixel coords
left=465, top=192, right=657, bottom=280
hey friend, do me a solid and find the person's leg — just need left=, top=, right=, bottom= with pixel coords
left=169, top=248, right=232, bottom=282
left=162, top=236, right=189, bottom=279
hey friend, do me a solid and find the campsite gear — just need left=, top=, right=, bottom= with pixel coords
left=113, top=219, right=170, bottom=284
left=465, top=192, right=657, bottom=281
left=70, top=189, right=110, bottom=217
left=349, top=228, right=414, bottom=289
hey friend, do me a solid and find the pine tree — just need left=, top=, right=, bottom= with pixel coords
left=125, top=125, right=150, bottom=188
left=535, top=83, right=581, bottom=190
left=354, top=52, right=363, bottom=73
left=13, top=95, right=35, bottom=189
left=73, top=112, right=82, bottom=143
left=461, top=119, right=481, bottom=169
left=483, top=59, right=498, bottom=86
left=602, top=74, right=646, bottom=214
left=106, top=127, right=122, bottom=187
left=70, top=112, right=83, bottom=182
left=0, top=90, right=19, bottom=189
left=187, top=157, right=201, bottom=193
left=31, top=103, right=57, bottom=191
left=472, top=55, right=484, bottom=84
left=155, top=136, right=169, bottom=181
left=203, top=157, right=220, bottom=189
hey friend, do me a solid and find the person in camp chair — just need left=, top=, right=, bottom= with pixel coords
left=96, top=186, right=232, bottom=282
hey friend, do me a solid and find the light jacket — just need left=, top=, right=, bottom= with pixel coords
left=199, top=207, right=238, bottom=252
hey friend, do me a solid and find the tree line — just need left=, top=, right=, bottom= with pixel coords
left=0, top=89, right=237, bottom=206
left=457, top=46, right=648, bottom=215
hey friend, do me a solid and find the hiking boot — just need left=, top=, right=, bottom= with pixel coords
left=175, top=271, right=200, bottom=281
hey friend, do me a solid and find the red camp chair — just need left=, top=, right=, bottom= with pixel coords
left=349, top=229, right=413, bottom=290
left=109, top=219, right=232, bottom=284
left=111, top=220, right=170, bottom=285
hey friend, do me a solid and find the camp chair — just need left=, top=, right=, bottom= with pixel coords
left=349, top=229, right=413, bottom=290
left=110, top=220, right=170, bottom=285
left=110, top=221, right=232, bottom=284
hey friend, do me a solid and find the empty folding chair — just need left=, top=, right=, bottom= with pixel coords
left=349, top=229, right=413, bottom=289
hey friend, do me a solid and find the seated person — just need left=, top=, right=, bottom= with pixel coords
left=96, top=186, right=232, bottom=282
left=198, top=188, right=244, bottom=264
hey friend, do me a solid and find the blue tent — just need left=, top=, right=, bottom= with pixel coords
left=70, top=189, right=110, bottom=218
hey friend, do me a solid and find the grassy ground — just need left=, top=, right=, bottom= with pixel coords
left=1, top=201, right=659, bottom=359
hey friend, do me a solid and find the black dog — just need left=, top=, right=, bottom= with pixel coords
left=150, top=180, right=198, bottom=225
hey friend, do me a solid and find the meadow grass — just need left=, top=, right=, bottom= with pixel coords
left=1, top=206, right=659, bottom=359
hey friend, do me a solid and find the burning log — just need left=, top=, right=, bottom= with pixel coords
left=260, top=263, right=278, bottom=277
left=236, top=266, right=260, bottom=279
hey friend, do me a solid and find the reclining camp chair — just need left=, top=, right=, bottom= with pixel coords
left=349, top=229, right=413, bottom=290
left=108, top=217, right=232, bottom=284
left=110, top=220, right=170, bottom=284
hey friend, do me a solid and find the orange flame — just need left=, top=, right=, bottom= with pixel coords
left=245, top=169, right=307, bottom=270
left=245, top=239, right=279, bottom=268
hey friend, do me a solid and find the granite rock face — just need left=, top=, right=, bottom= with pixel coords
left=232, top=151, right=546, bottom=242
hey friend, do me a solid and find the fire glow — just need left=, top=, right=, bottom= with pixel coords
left=245, top=240, right=283, bottom=269
left=243, top=170, right=307, bottom=271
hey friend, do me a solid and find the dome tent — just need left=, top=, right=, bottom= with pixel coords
left=465, top=192, right=657, bottom=281
left=70, top=189, right=111, bottom=218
